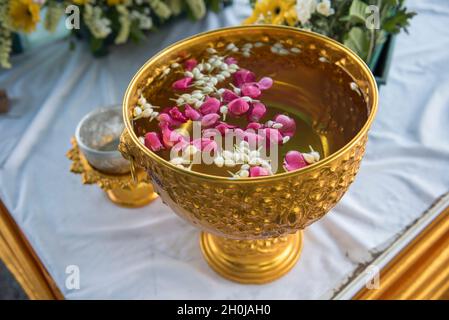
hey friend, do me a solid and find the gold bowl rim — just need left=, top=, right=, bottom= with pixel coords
left=123, top=25, right=378, bottom=183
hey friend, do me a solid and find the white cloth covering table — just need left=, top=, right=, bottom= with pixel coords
left=0, top=0, right=448, bottom=299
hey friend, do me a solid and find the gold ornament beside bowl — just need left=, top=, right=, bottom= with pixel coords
left=119, top=26, right=378, bottom=283
left=68, top=107, right=158, bottom=208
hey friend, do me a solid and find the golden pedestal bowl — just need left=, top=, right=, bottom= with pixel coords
left=119, top=26, right=378, bottom=283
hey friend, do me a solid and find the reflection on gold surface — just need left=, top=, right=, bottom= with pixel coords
left=355, top=199, right=449, bottom=300
left=0, top=200, right=63, bottom=300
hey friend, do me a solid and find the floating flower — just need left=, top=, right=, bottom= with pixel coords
left=243, top=130, right=264, bottom=145
left=225, top=57, right=238, bottom=65
left=283, top=150, right=308, bottom=171
left=202, top=128, right=221, bottom=139
left=257, top=77, right=273, bottom=90
left=171, top=138, right=190, bottom=154
left=233, top=128, right=246, bottom=141
left=184, top=58, right=198, bottom=71
left=9, top=0, right=41, bottom=33
left=221, top=89, right=239, bottom=103
left=248, top=102, right=266, bottom=122
left=302, top=146, right=321, bottom=164
left=233, top=69, right=256, bottom=87
left=184, top=105, right=202, bottom=121
left=193, top=138, right=218, bottom=153
left=228, top=98, right=250, bottom=116
left=199, top=97, right=220, bottom=115
left=172, top=77, right=193, bottom=90
left=215, top=122, right=236, bottom=135
left=201, top=113, right=220, bottom=127
left=144, top=132, right=164, bottom=152
left=274, top=114, right=296, bottom=137
left=161, top=124, right=186, bottom=148
left=168, top=106, right=188, bottom=123
left=250, top=166, right=270, bottom=177
left=158, top=112, right=183, bottom=127
left=241, top=83, right=261, bottom=99
left=246, top=122, right=264, bottom=131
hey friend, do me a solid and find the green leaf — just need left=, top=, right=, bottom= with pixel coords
left=89, top=37, right=104, bottom=53
left=343, top=27, right=370, bottom=61
left=348, top=0, right=368, bottom=24
left=129, top=20, right=146, bottom=43
left=207, top=0, right=221, bottom=12
left=382, top=8, right=416, bottom=34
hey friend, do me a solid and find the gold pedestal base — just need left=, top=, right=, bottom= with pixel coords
left=200, top=231, right=303, bottom=284
left=68, top=138, right=158, bottom=208
left=106, top=182, right=158, bottom=208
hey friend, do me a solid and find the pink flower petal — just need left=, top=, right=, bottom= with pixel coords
left=274, top=114, right=296, bottom=137
left=246, top=122, right=264, bottom=131
left=257, top=77, right=273, bottom=90
left=161, top=125, right=186, bottom=148
left=172, top=77, right=193, bottom=90
left=184, top=105, right=202, bottom=121
left=215, top=122, right=237, bottom=135
left=199, top=97, right=220, bottom=115
left=284, top=150, right=308, bottom=171
left=168, top=106, right=188, bottom=123
left=193, top=138, right=218, bottom=153
left=233, top=69, right=256, bottom=87
left=247, top=102, right=266, bottom=122
left=241, top=83, right=261, bottom=99
left=228, top=128, right=245, bottom=140
left=203, top=128, right=221, bottom=139
left=225, top=57, right=238, bottom=65
left=184, top=59, right=197, bottom=71
left=222, top=89, right=240, bottom=103
left=228, top=98, right=250, bottom=116
left=201, top=113, right=220, bottom=127
left=144, top=132, right=164, bottom=152
left=243, top=130, right=264, bottom=145
left=158, top=113, right=181, bottom=127
left=171, top=139, right=190, bottom=154
left=249, top=166, right=270, bottom=177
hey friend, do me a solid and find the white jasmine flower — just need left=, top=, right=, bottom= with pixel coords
left=296, top=0, right=317, bottom=24
left=84, top=5, right=112, bottom=39
left=316, top=0, right=335, bottom=17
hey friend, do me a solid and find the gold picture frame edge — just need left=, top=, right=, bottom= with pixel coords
left=0, top=199, right=64, bottom=300
left=353, top=192, right=449, bottom=300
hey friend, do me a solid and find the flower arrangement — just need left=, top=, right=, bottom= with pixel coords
left=132, top=42, right=324, bottom=178
left=0, top=0, right=230, bottom=68
left=245, top=0, right=416, bottom=65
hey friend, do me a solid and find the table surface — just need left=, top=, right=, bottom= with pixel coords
left=0, top=0, right=448, bottom=299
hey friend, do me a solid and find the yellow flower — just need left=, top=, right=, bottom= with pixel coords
left=244, top=0, right=298, bottom=27
left=107, top=0, right=124, bottom=5
left=8, top=0, right=41, bottom=33
left=72, top=0, right=89, bottom=4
